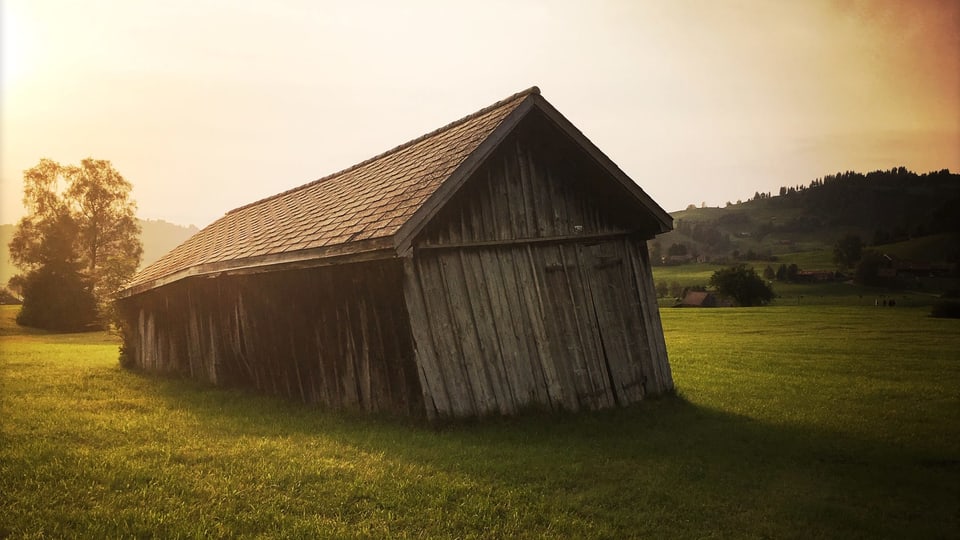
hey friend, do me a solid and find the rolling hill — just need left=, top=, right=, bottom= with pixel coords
left=652, top=168, right=960, bottom=270
left=4, top=167, right=958, bottom=291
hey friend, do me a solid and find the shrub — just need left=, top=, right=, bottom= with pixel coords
left=709, top=264, right=775, bottom=307
left=930, top=300, right=960, bottom=319
left=16, top=262, right=100, bottom=332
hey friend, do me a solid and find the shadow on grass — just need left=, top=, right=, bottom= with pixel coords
left=138, top=372, right=959, bottom=538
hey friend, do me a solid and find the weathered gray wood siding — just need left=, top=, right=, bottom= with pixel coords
left=117, top=261, right=423, bottom=415
left=404, top=120, right=673, bottom=419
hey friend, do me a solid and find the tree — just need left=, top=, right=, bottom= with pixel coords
left=786, top=263, right=799, bottom=282
left=66, top=159, right=143, bottom=297
left=853, top=250, right=896, bottom=287
left=832, top=234, right=864, bottom=269
left=655, top=281, right=669, bottom=298
left=14, top=213, right=99, bottom=330
left=9, top=158, right=142, bottom=325
left=649, top=240, right=662, bottom=265
left=709, top=264, right=775, bottom=306
left=668, top=281, right=683, bottom=298
left=0, top=288, right=21, bottom=305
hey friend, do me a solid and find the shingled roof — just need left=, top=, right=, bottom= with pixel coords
left=119, top=86, right=671, bottom=298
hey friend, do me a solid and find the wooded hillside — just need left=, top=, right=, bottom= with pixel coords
left=654, top=168, right=960, bottom=266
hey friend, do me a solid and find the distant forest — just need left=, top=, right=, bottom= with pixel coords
left=659, top=167, right=959, bottom=264
left=747, top=167, right=957, bottom=242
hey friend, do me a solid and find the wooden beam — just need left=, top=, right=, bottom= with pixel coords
left=416, top=230, right=638, bottom=251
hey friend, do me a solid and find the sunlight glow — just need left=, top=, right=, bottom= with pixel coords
left=0, top=0, right=956, bottom=227
left=0, top=6, right=32, bottom=94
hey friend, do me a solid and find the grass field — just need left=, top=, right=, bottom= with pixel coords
left=2, top=301, right=958, bottom=538
left=652, top=260, right=955, bottom=308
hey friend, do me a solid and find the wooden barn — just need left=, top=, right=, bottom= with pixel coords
left=115, top=87, right=675, bottom=419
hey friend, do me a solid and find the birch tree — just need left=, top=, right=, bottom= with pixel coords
left=9, top=158, right=142, bottom=326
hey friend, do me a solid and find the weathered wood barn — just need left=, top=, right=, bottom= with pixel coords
left=116, top=87, right=674, bottom=419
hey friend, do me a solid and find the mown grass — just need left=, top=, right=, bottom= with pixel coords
left=2, top=303, right=958, bottom=538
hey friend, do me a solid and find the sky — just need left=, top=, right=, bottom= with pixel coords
left=2, top=0, right=958, bottom=228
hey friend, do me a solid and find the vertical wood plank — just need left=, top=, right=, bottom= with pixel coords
left=437, top=251, right=495, bottom=415
left=417, top=255, right=475, bottom=417
left=515, top=141, right=538, bottom=237
left=459, top=249, right=515, bottom=415
left=537, top=245, right=594, bottom=408
left=558, top=244, right=616, bottom=409
left=627, top=239, right=674, bottom=393
left=528, top=245, right=582, bottom=411
left=493, top=247, right=551, bottom=405
left=400, top=258, right=442, bottom=418
left=517, top=245, right=568, bottom=410
left=477, top=248, right=533, bottom=407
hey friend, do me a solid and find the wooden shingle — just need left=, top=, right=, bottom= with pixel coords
left=121, top=88, right=537, bottom=296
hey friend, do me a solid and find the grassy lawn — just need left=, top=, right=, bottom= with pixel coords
left=1, top=302, right=958, bottom=538
left=652, top=261, right=955, bottom=309
left=651, top=263, right=719, bottom=289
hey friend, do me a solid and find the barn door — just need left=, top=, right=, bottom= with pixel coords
left=539, top=245, right=615, bottom=410
left=534, top=240, right=651, bottom=409
left=573, top=241, right=650, bottom=405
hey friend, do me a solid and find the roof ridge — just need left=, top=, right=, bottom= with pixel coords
left=227, top=86, right=541, bottom=216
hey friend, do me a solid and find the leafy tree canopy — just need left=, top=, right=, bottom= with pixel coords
left=709, top=264, right=775, bottom=307
left=833, top=234, right=864, bottom=269
left=9, top=158, right=142, bottom=327
left=854, top=250, right=891, bottom=287
left=14, top=213, right=99, bottom=330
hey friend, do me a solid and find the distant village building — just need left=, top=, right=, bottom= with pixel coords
left=115, top=87, right=675, bottom=420
left=878, top=254, right=956, bottom=279
left=663, top=254, right=695, bottom=265
left=796, top=270, right=837, bottom=282
left=678, top=291, right=716, bottom=307
left=677, top=291, right=732, bottom=308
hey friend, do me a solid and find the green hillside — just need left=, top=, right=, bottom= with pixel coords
left=652, top=168, right=960, bottom=270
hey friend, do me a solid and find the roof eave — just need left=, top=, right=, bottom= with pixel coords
left=115, top=236, right=396, bottom=299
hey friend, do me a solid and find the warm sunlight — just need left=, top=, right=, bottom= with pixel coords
left=0, top=0, right=957, bottom=227
left=0, top=5, right=34, bottom=95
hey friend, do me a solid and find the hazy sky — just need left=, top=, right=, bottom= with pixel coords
left=2, top=0, right=958, bottom=228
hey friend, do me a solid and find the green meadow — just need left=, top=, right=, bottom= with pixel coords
left=1, top=296, right=958, bottom=538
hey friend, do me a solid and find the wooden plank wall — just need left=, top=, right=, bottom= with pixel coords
left=404, top=238, right=673, bottom=419
left=421, top=136, right=627, bottom=247
left=117, top=261, right=424, bottom=416
left=405, top=127, right=674, bottom=419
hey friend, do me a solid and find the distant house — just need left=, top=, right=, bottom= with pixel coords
left=677, top=290, right=728, bottom=307
left=796, top=270, right=836, bottom=282
left=663, top=254, right=694, bottom=265
left=879, top=254, right=957, bottom=279
left=115, top=87, right=675, bottom=420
